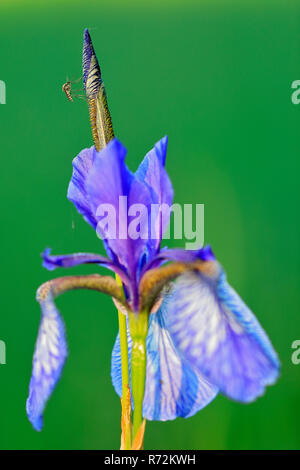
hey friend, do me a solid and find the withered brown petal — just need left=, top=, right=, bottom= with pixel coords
left=37, top=274, right=130, bottom=310
left=138, top=260, right=216, bottom=312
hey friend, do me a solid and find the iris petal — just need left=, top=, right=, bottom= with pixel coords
left=26, top=290, right=67, bottom=431
left=42, top=248, right=129, bottom=286
left=42, top=247, right=115, bottom=270
left=111, top=293, right=218, bottom=421
left=67, top=145, right=97, bottom=229
left=86, top=139, right=153, bottom=282
left=166, top=269, right=280, bottom=403
left=135, top=136, right=173, bottom=252
left=144, top=245, right=216, bottom=273
left=67, top=138, right=178, bottom=289
left=158, top=245, right=216, bottom=263
left=111, top=323, right=131, bottom=400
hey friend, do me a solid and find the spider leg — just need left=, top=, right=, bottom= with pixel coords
left=72, top=93, right=88, bottom=102
left=71, top=76, right=82, bottom=84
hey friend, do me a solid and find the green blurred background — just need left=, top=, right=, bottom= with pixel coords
left=0, top=0, right=299, bottom=450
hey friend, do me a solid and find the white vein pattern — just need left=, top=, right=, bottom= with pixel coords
left=111, top=293, right=218, bottom=421
left=26, top=293, right=67, bottom=431
left=167, top=270, right=280, bottom=403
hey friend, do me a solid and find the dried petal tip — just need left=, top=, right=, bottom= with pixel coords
left=131, top=419, right=146, bottom=450
left=120, top=386, right=132, bottom=450
left=82, top=28, right=101, bottom=97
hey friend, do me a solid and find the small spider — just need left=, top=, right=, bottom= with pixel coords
left=62, top=76, right=83, bottom=102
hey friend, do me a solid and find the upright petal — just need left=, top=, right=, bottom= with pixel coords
left=111, top=293, right=218, bottom=421
left=135, top=136, right=169, bottom=182
left=166, top=267, right=280, bottom=403
left=67, top=145, right=97, bottom=229
left=135, top=136, right=173, bottom=252
left=26, top=288, right=67, bottom=431
left=86, top=138, right=153, bottom=289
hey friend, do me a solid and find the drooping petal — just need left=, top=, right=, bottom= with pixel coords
left=42, top=248, right=129, bottom=286
left=111, top=321, right=131, bottom=400
left=135, top=136, right=173, bottom=252
left=111, top=294, right=218, bottom=421
left=138, top=248, right=217, bottom=313
left=166, top=268, right=280, bottom=403
left=27, top=274, right=130, bottom=431
left=144, top=302, right=218, bottom=420
left=26, top=289, right=67, bottom=431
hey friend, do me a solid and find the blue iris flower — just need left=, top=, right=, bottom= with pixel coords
left=26, top=136, right=280, bottom=430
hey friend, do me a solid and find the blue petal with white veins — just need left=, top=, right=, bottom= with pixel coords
left=111, top=292, right=218, bottom=421
left=26, top=290, right=67, bottom=431
left=166, top=268, right=280, bottom=403
left=135, top=136, right=173, bottom=252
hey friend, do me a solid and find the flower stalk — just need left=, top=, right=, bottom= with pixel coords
left=83, top=30, right=136, bottom=448
left=116, top=275, right=132, bottom=450
left=128, top=310, right=149, bottom=441
left=25, top=27, right=280, bottom=450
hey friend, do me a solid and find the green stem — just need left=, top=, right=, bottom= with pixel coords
left=118, top=311, right=130, bottom=402
left=129, top=310, right=148, bottom=440
left=118, top=310, right=131, bottom=449
left=116, top=276, right=131, bottom=449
